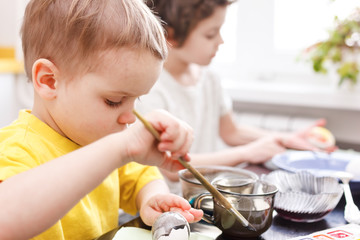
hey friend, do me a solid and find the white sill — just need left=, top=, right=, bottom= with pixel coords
left=222, top=80, right=360, bottom=111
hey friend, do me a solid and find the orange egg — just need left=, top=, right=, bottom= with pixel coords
left=307, top=126, right=335, bottom=149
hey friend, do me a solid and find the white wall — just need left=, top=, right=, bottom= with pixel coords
left=0, top=0, right=27, bottom=60
left=0, top=0, right=31, bottom=128
left=0, top=75, right=19, bottom=127
left=0, top=1, right=17, bottom=47
left=0, top=74, right=33, bottom=128
left=0, top=1, right=20, bottom=127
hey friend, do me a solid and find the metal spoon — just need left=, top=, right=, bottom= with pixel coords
left=333, top=171, right=360, bottom=224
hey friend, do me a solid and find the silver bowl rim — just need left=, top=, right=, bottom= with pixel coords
left=178, top=165, right=259, bottom=185
left=216, top=179, right=279, bottom=197
left=265, top=170, right=344, bottom=195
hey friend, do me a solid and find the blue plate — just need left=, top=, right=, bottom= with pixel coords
left=271, top=150, right=360, bottom=192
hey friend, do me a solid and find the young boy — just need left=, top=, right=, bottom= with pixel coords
left=138, top=0, right=332, bottom=183
left=0, top=0, right=202, bottom=239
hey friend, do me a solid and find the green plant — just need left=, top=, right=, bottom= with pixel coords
left=306, top=8, right=360, bottom=86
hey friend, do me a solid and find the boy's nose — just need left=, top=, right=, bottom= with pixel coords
left=117, top=110, right=136, bottom=125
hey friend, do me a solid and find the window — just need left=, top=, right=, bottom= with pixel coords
left=210, top=0, right=360, bottom=87
left=274, top=0, right=360, bottom=52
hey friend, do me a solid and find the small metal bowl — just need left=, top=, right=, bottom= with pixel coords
left=179, top=166, right=258, bottom=214
left=264, top=170, right=343, bottom=222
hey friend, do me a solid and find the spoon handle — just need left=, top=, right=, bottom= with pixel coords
left=343, top=182, right=355, bottom=206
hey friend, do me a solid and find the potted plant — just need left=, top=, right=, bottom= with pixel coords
left=305, top=8, right=360, bottom=87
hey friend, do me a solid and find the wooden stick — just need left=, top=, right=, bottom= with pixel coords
left=133, top=109, right=255, bottom=231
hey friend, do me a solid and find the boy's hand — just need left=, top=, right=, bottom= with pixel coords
left=139, top=193, right=203, bottom=226
left=124, top=110, right=193, bottom=171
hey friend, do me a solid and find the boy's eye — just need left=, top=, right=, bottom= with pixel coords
left=105, top=99, right=123, bottom=108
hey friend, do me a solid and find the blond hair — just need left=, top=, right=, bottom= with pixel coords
left=21, top=0, right=167, bottom=80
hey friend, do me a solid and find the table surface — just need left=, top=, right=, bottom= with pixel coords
left=95, top=164, right=360, bottom=240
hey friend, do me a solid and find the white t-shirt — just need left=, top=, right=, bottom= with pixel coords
left=136, top=69, right=232, bottom=154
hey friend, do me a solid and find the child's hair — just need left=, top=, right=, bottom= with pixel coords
left=21, top=0, right=167, bottom=80
left=146, top=0, right=235, bottom=47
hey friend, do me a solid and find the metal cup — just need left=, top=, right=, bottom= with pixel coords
left=194, top=179, right=278, bottom=238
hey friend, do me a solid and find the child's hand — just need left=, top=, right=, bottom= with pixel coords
left=139, top=193, right=203, bottom=226
left=123, top=110, right=193, bottom=172
left=278, top=118, right=337, bottom=152
left=240, top=136, right=286, bottom=164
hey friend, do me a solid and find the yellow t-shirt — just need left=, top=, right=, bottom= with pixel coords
left=0, top=110, right=163, bottom=240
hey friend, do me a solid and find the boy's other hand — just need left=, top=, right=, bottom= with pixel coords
left=139, top=193, right=203, bottom=226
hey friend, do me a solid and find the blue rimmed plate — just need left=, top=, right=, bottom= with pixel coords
left=271, top=150, right=360, bottom=192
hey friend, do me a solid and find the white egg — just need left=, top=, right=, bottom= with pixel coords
left=158, top=228, right=189, bottom=240
left=152, top=212, right=190, bottom=240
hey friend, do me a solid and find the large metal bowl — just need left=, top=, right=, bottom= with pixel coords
left=264, top=170, right=343, bottom=222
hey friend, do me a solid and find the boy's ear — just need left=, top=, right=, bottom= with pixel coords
left=32, top=59, right=59, bottom=100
